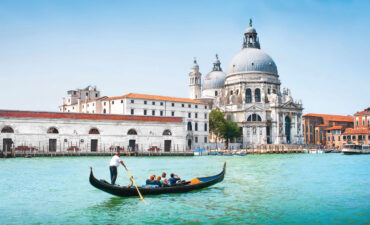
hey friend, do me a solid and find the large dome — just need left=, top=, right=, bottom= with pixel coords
left=203, top=71, right=226, bottom=89
left=227, top=48, right=278, bottom=75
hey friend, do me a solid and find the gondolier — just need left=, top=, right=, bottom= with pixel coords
left=109, top=152, right=126, bottom=185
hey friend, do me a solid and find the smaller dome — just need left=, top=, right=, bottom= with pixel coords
left=245, top=26, right=256, bottom=34
left=191, top=59, right=199, bottom=70
left=203, top=71, right=226, bottom=89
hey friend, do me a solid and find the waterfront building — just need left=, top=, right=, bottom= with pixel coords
left=302, top=113, right=353, bottom=147
left=189, top=21, right=304, bottom=146
left=60, top=91, right=209, bottom=150
left=341, top=108, right=370, bottom=146
left=0, top=110, right=186, bottom=153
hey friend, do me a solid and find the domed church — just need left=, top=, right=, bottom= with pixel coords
left=189, top=20, right=304, bottom=146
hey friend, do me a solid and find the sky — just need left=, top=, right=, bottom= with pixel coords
left=0, top=0, right=369, bottom=115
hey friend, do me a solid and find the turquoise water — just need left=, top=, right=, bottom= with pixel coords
left=0, top=154, right=369, bottom=224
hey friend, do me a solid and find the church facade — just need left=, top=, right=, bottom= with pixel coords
left=189, top=22, right=304, bottom=147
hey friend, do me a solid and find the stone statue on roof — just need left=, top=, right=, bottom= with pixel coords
left=249, top=18, right=252, bottom=27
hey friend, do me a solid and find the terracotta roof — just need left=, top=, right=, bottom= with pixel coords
left=0, top=110, right=182, bottom=123
left=303, top=113, right=353, bottom=122
left=326, top=126, right=343, bottom=131
left=343, top=128, right=370, bottom=135
left=354, top=108, right=370, bottom=116
left=104, top=93, right=207, bottom=105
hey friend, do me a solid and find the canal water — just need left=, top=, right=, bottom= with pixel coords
left=0, top=154, right=369, bottom=224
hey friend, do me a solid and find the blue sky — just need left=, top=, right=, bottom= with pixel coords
left=0, top=0, right=369, bottom=115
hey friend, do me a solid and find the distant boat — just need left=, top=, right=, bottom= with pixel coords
left=89, top=163, right=226, bottom=197
left=194, top=148, right=207, bottom=156
left=342, top=144, right=370, bottom=155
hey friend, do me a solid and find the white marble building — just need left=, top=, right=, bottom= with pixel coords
left=0, top=110, right=186, bottom=152
left=189, top=22, right=304, bottom=146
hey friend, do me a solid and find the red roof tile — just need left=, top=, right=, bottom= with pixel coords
left=104, top=93, right=207, bottom=105
left=343, top=128, right=370, bottom=135
left=0, top=110, right=182, bottom=123
left=326, top=126, right=343, bottom=131
left=303, top=113, right=353, bottom=122
left=354, top=108, right=370, bottom=116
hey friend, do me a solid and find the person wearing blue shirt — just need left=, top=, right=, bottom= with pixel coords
left=168, top=173, right=181, bottom=186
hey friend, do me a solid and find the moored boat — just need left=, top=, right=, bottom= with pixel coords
left=342, top=144, right=370, bottom=155
left=89, top=162, right=226, bottom=197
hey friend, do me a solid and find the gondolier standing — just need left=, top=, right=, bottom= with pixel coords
left=109, top=152, right=126, bottom=185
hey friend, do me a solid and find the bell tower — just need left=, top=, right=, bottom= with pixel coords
left=189, top=58, right=202, bottom=99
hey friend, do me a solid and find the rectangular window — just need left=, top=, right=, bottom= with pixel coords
left=338, top=136, right=341, bottom=141
left=195, top=105, right=198, bottom=108
left=95, top=93, right=98, bottom=97
left=195, top=123, right=198, bottom=131
left=195, top=137, right=198, bottom=143
left=130, top=100, right=134, bottom=103
left=160, top=111, right=163, bottom=116
left=188, top=104, right=191, bottom=108
left=343, top=136, right=346, bottom=140
left=352, top=136, right=356, bottom=140
left=182, top=104, right=184, bottom=107
left=112, top=101, right=114, bottom=105
left=172, top=103, right=175, bottom=107
left=171, top=111, right=175, bottom=116
left=144, top=109, right=147, bottom=115
left=160, top=102, right=164, bottom=106
left=205, top=113, right=207, bottom=119
left=195, top=113, right=198, bottom=118
left=131, top=109, right=134, bottom=115
left=205, top=105, right=208, bottom=109
left=152, top=102, right=155, bottom=105
left=121, top=100, right=123, bottom=103
left=204, top=137, right=207, bottom=143
left=152, top=110, right=155, bottom=116
left=188, top=113, right=191, bottom=118
left=204, top=123, right=208, bottom=131
left=144, top=100, right=147, bottom=104
left=104, top=102, right=106, bottom=106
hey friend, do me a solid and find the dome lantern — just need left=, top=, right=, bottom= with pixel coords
left=212, top=54, right=222, bottom=71
left=243, top=19, right=260, bottom=49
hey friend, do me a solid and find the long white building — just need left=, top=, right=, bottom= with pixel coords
left=59, top=91, right=210, bottom=150
left=0, top=110, right=187, bottom=153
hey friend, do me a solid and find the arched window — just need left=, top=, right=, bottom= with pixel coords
left=1, top=126, right=14, bottom=133
left=246, top=89, right=252, bottom=103
left=103, top=109, right=106, bottom=114
left=247, top=114, right=262, bottom=122
left=195, top=122, right=198, bottom=131
left=47, top=127, right=59, bottom=134
left=163, top=129, right=172, bottom=136
left=89, top=128, right=100, bottom=134
left=255, top=88, right=261, bottom=102
left=127, top=129, right=137, bottom=135
left=187, top=122, right=192, bottom=131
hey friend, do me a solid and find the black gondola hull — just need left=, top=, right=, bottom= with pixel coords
left=89, top=163, right=226, bottom=197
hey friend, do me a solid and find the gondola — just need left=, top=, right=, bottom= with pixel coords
left=89, top=162, right=226, bottom=197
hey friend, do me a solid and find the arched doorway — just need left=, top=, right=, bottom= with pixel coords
left=285, top=116, right=291, bottom=144
left=1, top=126, right=14, bottom=152
left=187, top=139, right=192, bottom=150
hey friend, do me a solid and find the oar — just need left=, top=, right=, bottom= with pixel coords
left=123, top=166, right=146, bottom=203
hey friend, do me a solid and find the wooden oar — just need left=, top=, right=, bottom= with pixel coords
left=123, top=166, right=146, bottom=203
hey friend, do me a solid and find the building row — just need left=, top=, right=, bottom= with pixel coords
left=302, top=107, right=370, bottom=149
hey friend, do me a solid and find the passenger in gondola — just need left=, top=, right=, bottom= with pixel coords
left=146, top=174, right=156, bottom=185
left=161, top=172, right=169, bottom=187
left=169, top=173, right=181, bottom=186
left=156, top=176, right=163, bottom=187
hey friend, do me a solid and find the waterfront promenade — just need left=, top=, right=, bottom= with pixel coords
left=0, top=144, right=310, bottom=158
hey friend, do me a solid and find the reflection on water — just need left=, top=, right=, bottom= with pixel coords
left=0, top=155, right=369, bottom=224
